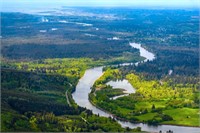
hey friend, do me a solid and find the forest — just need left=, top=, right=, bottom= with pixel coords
left=1, top=56, right=145, bottom=132
left=1, top=7, right=199, bottom=132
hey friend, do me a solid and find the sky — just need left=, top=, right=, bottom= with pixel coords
left=2, top=0, right=200, bottom=8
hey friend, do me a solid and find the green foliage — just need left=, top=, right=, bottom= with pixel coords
left=147, top=113, right=173, bottom=125
left=1, top=110, right=137, bottom=132
left=90, top=68, right=199, bottom=127
left=97, top=87, right=125, bottom=98
left=1, top=111, right=33, bottom=132
left=1, top=57, right=143, bottom=132
left=152, top=104, right=156, bottom=110
left=94, top=68, right=121, bottom=88
left=2, top=9, right=199, bottom=132
left=126, top=73, right=195, bottom=101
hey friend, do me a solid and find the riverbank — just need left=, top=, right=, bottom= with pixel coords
left=72, top=42, right=200, bottom=133
left=89, top=93, right=200, bottom=128
left=89, top=60, right=199, bottom=128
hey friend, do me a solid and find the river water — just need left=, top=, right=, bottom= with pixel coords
left=106, top=79, right=135, bottom=100
left=72, top=42, right=200, bottom=133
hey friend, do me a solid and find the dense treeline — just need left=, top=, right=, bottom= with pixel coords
left=1, top=68, right=141, bottom=132
left=119, top=47, right=199, bottom=85
left=2, top=42, right=140, bottom=60
left=1, top=58, right=143, bottom=132
left=2, top=108, right=128, bottom=132
left=1, top=69, right=84, bottom=115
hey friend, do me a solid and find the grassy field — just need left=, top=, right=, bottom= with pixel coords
left=162, top=108, right=199, bottom=127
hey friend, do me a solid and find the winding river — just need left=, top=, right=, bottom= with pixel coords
left=72, top=43, right=200, bottom=133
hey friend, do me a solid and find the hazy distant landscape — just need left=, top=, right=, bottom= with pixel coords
left=1, top=3, right=199, bottom=133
